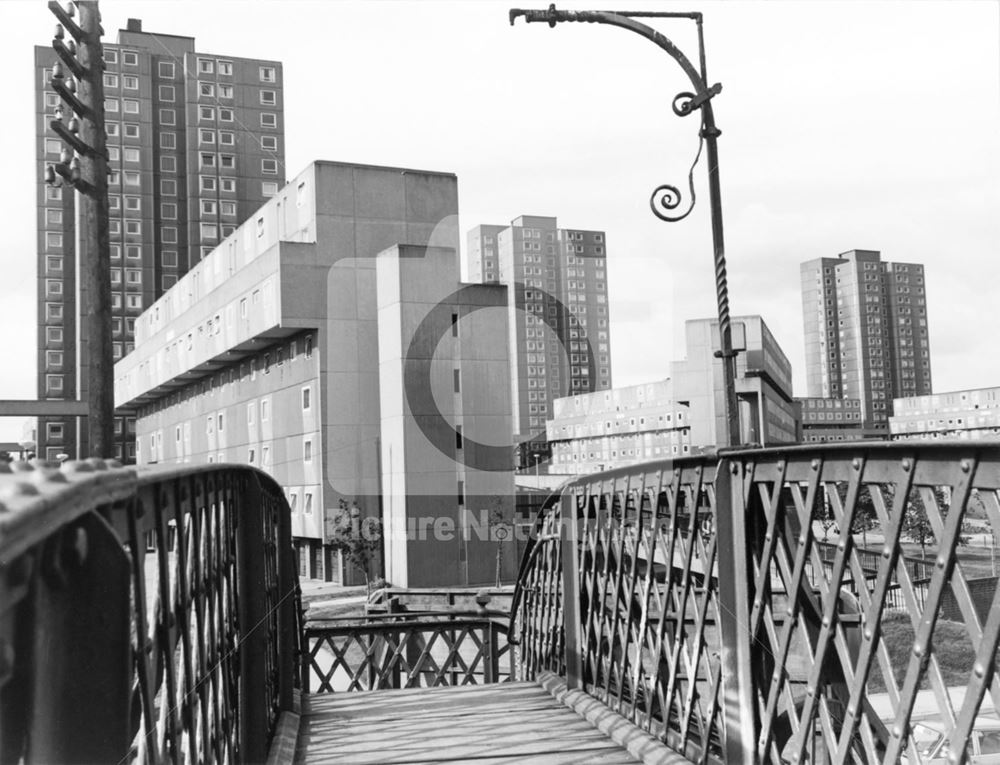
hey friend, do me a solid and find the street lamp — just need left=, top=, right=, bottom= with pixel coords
left=509, top=5, right=740, bottom=447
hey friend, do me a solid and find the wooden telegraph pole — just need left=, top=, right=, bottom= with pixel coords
left=45, top=0, right=113, bottom=458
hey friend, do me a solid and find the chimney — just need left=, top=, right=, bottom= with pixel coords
left=126, top=18, right=142, bottom=32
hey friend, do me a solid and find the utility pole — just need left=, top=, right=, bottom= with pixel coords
left=45, top=0, right=113, bottom=458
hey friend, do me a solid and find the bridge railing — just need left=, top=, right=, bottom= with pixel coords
left=512, top=442, right=1000, bottom=765
left=0, top=459, right=299, bottom=764
left=303, top=610, right=513, bottom=692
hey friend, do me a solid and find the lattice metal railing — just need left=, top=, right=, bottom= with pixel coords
left=303, top=612, right=512, bottom=692
left=0, top=459, right=299, bottom=764
left=512, top=442, right=1000, bottom=765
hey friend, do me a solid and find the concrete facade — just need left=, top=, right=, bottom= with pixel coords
left=547, top=380, right=692, bottom=475
left=671, top=316, right=798, bottom=448
left=466, top=215, right=612, bottom=469
left=35, top=20, right=284, bottom=462
left=545, top=316, right=797, bottom=472
left=889, top=387, right=1000, bottom=441
left=115, top=161, right=515, bottom=586
left=793, top=396, right=881, bottom=443
left=801, top=250, right=932, bottom=433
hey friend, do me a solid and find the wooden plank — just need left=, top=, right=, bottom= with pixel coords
left=304, top=681, right=540, bottom=708
left=387, top=752, right=640, bottom=765
left=304, top=708, right=593, bottom=743
left=304, top=686, right=556, bottom=722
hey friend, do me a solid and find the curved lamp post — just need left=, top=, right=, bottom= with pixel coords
left=509, top=5, right=740, bottom=449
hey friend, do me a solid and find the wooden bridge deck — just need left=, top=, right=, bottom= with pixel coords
left=294, top=680, right=659, bottom=764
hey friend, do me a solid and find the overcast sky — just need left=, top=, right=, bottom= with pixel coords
left=1, top=1, right=998, bottom=441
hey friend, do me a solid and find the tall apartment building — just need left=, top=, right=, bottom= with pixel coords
left=466, top=215, right=612, bottom=469
left=35, top=19, right=284, bottom=461
left=115, top=161, right=516, bottom=586
left=801, top=249, right=931, bottom=432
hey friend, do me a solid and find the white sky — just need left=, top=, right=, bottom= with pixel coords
left=1, top=0, right=998, bottom=441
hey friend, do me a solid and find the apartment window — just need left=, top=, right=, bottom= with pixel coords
left=157, top=84, right=175, bottom=101
left=111, top=293, right=122, bottom=308
left=261, top=159, right=278, bottom=175
left=110, top=244, right=121, bottom=260
left=45, top=138, right=61, bottom=155
left=219, top=131, right=235, bottom=145
left=124, top=196, right=141, bottom=212
left=45, top=303, right=63, bottom=320
left=218, top=84, right=233, bottom=99
left=161, top=227, right=177, bottom=244
left=200, top=223, right=218, bottom=241
left=304, top=494, right=313, bottom=515
left=302, top=386, right=311, bottom=411
left=262, top=182, right=278, bottom=197
left=106, top=123, right=120, bottom=138
left=161, top=202, right=177, bottom=219
left=220, top=178, right=236, bottom=193
left=199, top=106, right=215, bottom=121
left=46, top=232, right=63, bottom=248
left=261, top=135, right=278, bottom=151
left=216, top=155, right=233, bottom=170
left=124, top=124, right=140, bottom=138
left=108, top=147, right=121, bottom=163
left=256, top=216, right=265, bottom=237
left=45, top=92, right=59, bottom=108
left=162, top=275, right=176, bottom=289
left=123, top=99, right=139, bottom=114
left=260, top=89, right=276, bottom=105
left=122, top=51, right=138, bottom=66
left=261, top=398, right=270, bottom=421
left=46, top=327, right=63, bottom=344
left=201, top=152, right=215, bottom=168
left=161, top=178, right=177, bottom=196
left=105, top=99, right=119, bottom=113
left=218, top=60, right=233, bottom=76
left=199, top=129, right=215, bottom=145
left=125, top=220, right=141, bottom=235
left=159, top=108, right=175, bottom=125
left=123, top=147, right=140, bottom=163
left=198, top=58, right=214, bottom=74
left=199, top=82, right=215, bottom=98
left=201, top=176, right=217, bottom=191
left=104, top=73, right=119, bottom=88
left=126, top=269, right=142, bottom=284
left=260, top=113, right=277, bottom=129
left=247, top=403, right=256, bottom=425
left=162, top=250, right=178, bottom=266
left=259, top=66, right=276, bottom=82
left=303, top=438, right=313, bottom=462
left=123, top=75, right=138, bottom=90
left=158, top=61, right=175, bottom=78
left=104, top=49, right=118, bottom=64
left=218, top=108, right=234, bottom=122
left=46, top=256, right=63, bottom=272
left=453, top=369, right=461, bottom=392
left=45, top=280, right=62, bottom=297
left=220, top=201, right=236, bottom=216
left=46, top=375, right=64, bottom=394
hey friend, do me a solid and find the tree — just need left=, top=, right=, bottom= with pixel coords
left=902, top=487, right=956, bottom=559
left=326, top=499, right=383, bottom=593
left=486, top=494, right=512, bottom=587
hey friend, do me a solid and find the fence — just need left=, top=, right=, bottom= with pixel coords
left=302, top=611, right=513, bottom=692
left=512, top=442, right=1000, bottom=764
left=0, top=459, right=299, bottom=764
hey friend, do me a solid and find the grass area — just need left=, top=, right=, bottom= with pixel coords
left=866, top=612, right=977, bottom=693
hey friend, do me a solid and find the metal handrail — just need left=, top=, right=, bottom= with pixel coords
left=0, top=458, right=299, bottom=764
left=511, top=441, right=1000, bottom=764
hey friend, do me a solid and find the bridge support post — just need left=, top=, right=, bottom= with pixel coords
left=559, top=492, right=584, bottom=690
left=715, top=458, right=758, bottom=763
